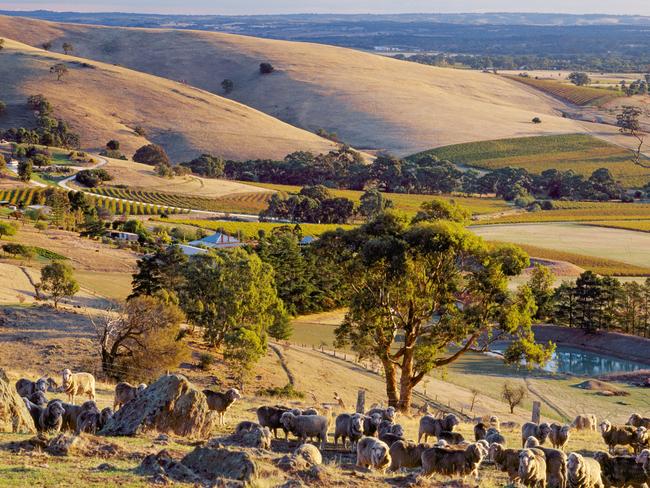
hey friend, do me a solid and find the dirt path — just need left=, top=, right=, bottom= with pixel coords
left=524, top=377, right=572, bottom=422
left=269, top=343, right=296, bottom=387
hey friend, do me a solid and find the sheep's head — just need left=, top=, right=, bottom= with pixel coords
left=61, top=369, right=72, bottom=384
left=635, top=449, right=650, bottom=467
left=519, top=449, right=537, bottom=473
left=568, top=452, right=585, bottom=473
left=280, top=411, right=295, bottom=429
left=486, top=427, right=499, bottom=436
left=385, top=406, right=396, bottom=421
left=35, top=378, right=48, bottom=393
left=636, top=426, right=649, bottom=443
left=593, top=451, right=611, bottom=465
left=627, top=413, right=641, bottom=426
left=489, top=415, right=499, bottom=425
left=539, top=422, right=552, bottom=441
left=446, top=414, right=460, bottom=429
left=525, top=436, right=540, bottom=448
left=48, top=400, right=65, bottom=418
left=371, top=442, right=390, bottom=469
left=561, top=425, right=571, bottom=436
left=434, top=439, right=448, bottom=448
left=226, top=388, right=242, bottom=401
left=474, top=440, right=489, bottom=458
left=350, top=414, right=364, bottom=433
left=391, top=424, right=405, bottom=437
left=467, top=443, right=485, bottom=463
left=488, top=442, right=503, bottom=461
left=370, top=413, right=382, bottom=427
left=100, top=407, right=113, bottom=426
left=599, top=420, right=612, bottom=434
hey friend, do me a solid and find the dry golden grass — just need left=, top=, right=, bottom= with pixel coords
left=0, top=15, right=593, bottom=156
left=0, top=38, right=336, bottom=161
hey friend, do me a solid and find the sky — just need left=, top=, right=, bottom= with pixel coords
left=1, top=1, right=650, bottom=16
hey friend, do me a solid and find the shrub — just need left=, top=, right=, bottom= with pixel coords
left=0, top=221, right=18, bottom=239
left=75, top=168, right=113, bottom=187
left=106, top=139, right=120, bottom=151
left=532, top=117, right=542, bottom=124
left=221, top=79, right=234, bottom=93
left=258, top=383, right=305, bottom=399
left=0, top=100, right=6, bottom=115
left=198, top=352, right=215, bottom=371
left=133, top=125, right=147, bottom=137
left=133, top=144, right=170, bottom=167
left=540, top=200, right=554, bottom=210
left=2, top=243, right=34, bottom=259
left=259, top=62, right=275, bottom=74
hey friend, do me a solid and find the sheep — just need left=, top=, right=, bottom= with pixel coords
left=438, top=431, right=465, bottom=445
left=113, top=382, right=147, bottom=411
left=257, top=405, right=292, bottom=439
left=522, top=422, right=552, bottom=447
left=421, top=442, right=485, bottom=481
left=301, top=407, right=319, bottom=416
left=489, top=415, right=501, bottom=430
left=519, top=448, right=547, bottom=488
left=388, top=440, right=430, bottom=471
left=627, top=414, right=650, bottom=429
left=550, top=423, right=572, bottom=450
left=486, top=427, right=507, bottom=446
left=378, top=419, right=394, bottom=435
left=573, top=414, right=598, bottom=432
left=366, top=406, right=396, bottom=422
left=418, top=413, right=460, bottom=443
left=635, top=449, right=649, bottom=475
left=489, top=443, right=522, bottom=483
left=474, top=422, right=487, bottom=441
left=25, top=399, right=66, bottom=433
left=235, top=421, right=261, bottom=433
left=16, top=377, right=48, bottom=397
left=356, top=436, right=391, bottom=472
left=378, top=432, right=404, bottom=447
left=294, top=443, right=322, bottom=466
left=600, top=421, right=640, bottom=454
left=636, top=427, right=650, bottom=452
left=203, top=388, right=241, bottom=426
left=594, top=451, right=649, bottom=488
left=280, top=412, right=329, bottom=449
left=568, top=452, right=604, bottom=488
left=77, top=406, right=113, bottom=435
left=26, top=390, right=48, bottom=407
left=60, top=369, right=95, bottom=404
left=525, top=436, right=568, bottom=488
left=60, top=400, right=99, bottom=432
left=363, top=413, right=383, bottom=437
left=334, top=413, right=364, bottom=450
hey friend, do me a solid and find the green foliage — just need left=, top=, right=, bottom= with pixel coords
left=258, top=383, right=305, bottom=399
left=40, top=261, right=79, bottom=308
left=412, top=199, right=471, bottom=224
left=197, top=352, right=215, bottom=371
left=17, top=160, right=32, bottom=182
left=261, top=185, right=355, bottom=224
left=568, top=72, right=591, bottom=86
left=528, top=264, right=556, bottom=320
left=50, top=63, right=68, bottom=81
left=133, top=144, right=170, bottom=166
left=0, top=221, right=17, bottom=239
left=221, top=79, right=234, bottom=94
left=75, top=168, right=112, bottom=187
left=62, top=42, right=73, bottom=55
left=106, top=140, right=120, bottom=151
left=259, top=62, right=274, bottom=74
left=358, top=189, right=393, bottom=220
left=2, top=243, right=34, bottom=259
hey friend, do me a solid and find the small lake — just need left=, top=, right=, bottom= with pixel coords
left=490, top=344, right=650, bottom=376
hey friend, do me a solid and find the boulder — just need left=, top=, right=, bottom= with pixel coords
left=181, top=446, right=257, bottom=483
left=100, top=374, right=216, bottom=438
left=215, top=425, right=272, bottom=449
left=0, top=368, right=36, bottom=433
left=137, top=450, right=199, bottom=483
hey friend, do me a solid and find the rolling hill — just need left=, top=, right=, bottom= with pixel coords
left=0, top=38, right=337, bottom=161
left=0, top=15, right=592, bottom=156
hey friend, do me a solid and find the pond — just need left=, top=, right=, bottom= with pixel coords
left=489, top=344, right=650, bottom=376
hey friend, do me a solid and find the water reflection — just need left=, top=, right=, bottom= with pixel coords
left=490, top=345, right=648, bottom=376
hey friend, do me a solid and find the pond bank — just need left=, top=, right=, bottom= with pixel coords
left=532, top=325, right=650, bottom=366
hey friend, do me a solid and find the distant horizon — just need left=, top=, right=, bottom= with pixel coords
left=1, top=1, right=650, bottom=16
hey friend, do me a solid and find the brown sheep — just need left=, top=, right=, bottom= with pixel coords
left=489, top=443, right=522, bottom=483
left=257, top=405, right=292, bottom=439
left=363, top=413, right=383, bottom=437
left=636, top=427, right=650, bottom=452
left=334, top=413, right=364, bottom=450
left=438, top=431, right=465, bottom=445
left=486, top=427, right=507, bottom=446
left=550, top=423, right=571, bottom=450
left=525, top=436, right=568, bottom=488
left=356, top=437, right=391, bottom=472
left=113, top=382, right=146, bottom=411
left=77, top=406, right=113, bottom=435
left=594, top=451, right=650, bottom=488
left=519, top=448, right=547, bottom=488
left=26, top=390, right=48, bottom=407
left=474, top=422, right=487, bottom=441
left=568, top=452, right=604, bottom=488
left=522, top=422, right=552, bottom=447
left=203, top=388, right=241, bottom=426
left=60, top=400, right=100, bottom=432
left=366, top=406, right=396, bottom=422
left=627, top=414, right=650, bottom=429
left=280, top=412, right=329, bottom=449
left=25, top=399, right=66, bottom=433
left=388, top=440, right=430, bottom=471
left=600, top=421, right=640, bottom=454
left=573, top=414, right=598, bottom=432
left=60, top=369, right=95, bottom=404
left=16, top=377, right=48, bottom=397
left=418, top=413, right=460, bottom=443
left=421, top=443, right=485, bottom=481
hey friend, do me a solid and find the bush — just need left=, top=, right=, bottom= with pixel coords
left=0, top=100, right=6, bottom=115
left=532, top=117, right=542, bottom=124
left=75, top=168, right=113, bottom=187
left=198, top=353, right=215, bottom=371
left=106, top=140, right=120, bottom=151
left=221, top=79, right=234, bottom=93
left=259, top=62, right=275, bottom=74
left=133, top=144, right=170, bottom=167
left=540, top=200, right=554, bottom=210
left=258, top=383, right=305, bottom=399
left=133, top=125, right=147, bottom=137
left=2, top=243, right=34, bottom=259
left=514, top=194, right=536, bottom=208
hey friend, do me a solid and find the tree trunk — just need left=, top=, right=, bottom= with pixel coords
left=380, top=357, right=399, bottom=408
left=397, top=347, right=415, bottom=413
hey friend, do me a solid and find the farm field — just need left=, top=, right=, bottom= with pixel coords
left=481, top=200, right=650, bottom=223
left=499, top=70, right=644, bottom=89
left=471, top=222, right=650, bottom=270
left=247, top=182, right=510, bottom=216
left=0, top=15, right=592, bottom=156
left=503, top=74, right=621, bottom=106
left=410, top=133, right=650, bottom=186
left=155, top=218, right=355, bottom=239
left=586, top=220, right=650, bottom=232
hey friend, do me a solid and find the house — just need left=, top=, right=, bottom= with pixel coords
left=178, top=244, right=209, bottom=256
left=300, top=235, right=317, bottom=246
left=105, top=230, right=139, bottom=242
left=188, top=231, right=243, bottom=249
left=26, top=204, right=52, bottom=215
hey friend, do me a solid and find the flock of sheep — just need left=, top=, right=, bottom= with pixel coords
left=13, top=371, right=650, bottom=487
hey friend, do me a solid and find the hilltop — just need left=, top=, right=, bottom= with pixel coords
left=0, top=15, right=590, bottom=156
left=0, top=38, right=337, bottom=161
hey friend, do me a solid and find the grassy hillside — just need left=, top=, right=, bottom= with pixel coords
left=0, top=15, right=590, bottom=155
left=410, top=134, right=650, bottom=186
left=0, top=38, right=336, bottom=161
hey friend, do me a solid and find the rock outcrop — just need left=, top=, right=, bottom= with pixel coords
left=100, top=374, right=216, bottom=438
left=0, top=368, right=36, bottom=433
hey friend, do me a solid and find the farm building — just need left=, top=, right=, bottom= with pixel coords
left=105, top=230, right=139, bottom=242
left=188, top=231, right=243, bottom=249
left=178, top=244, right=209, bottom=256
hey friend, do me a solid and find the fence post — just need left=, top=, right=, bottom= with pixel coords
left=532, top=401, right=541, bottom=424
left=356, top=390, right=366, bottom=414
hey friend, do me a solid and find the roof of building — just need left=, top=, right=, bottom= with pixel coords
left=188, top=232, right=241, bottom=248
left=178, top=244, right=209, bottom=256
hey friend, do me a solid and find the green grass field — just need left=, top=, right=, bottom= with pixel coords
left=246, top=182, right=510, bottom=217
left=409, top=134, right=650, bottom=187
